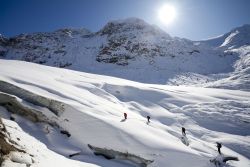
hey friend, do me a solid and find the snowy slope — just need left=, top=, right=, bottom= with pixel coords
left=0, top=18, right=239, bottom=84
left=204, top=46, right=250, bottom=90
left=0, top=60, right=249, bottom=167
left=167, top=24, right=250, bottom=89
left=201, top=24, right=250, bottom=49
left=190, top=25, right=250, bottom=90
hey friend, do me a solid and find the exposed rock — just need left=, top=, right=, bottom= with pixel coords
left=0, top=92, right=58, bottom=127
left=0, top=80, right=65, bottom=116
left=60, top=130, right=71, bottom=137
left=88, top=144, right=153, bottom=167
left=69, top=152, right=81, bottom=158
left=0, top=119, right=24, bottom=165
left=210, top=155, right=239, bottom=166
left=9, top=115, right=15, bottom=121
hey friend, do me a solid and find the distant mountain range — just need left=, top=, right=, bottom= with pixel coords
left=0, top=18, right=249, bottom=87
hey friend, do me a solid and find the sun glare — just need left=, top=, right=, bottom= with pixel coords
left=158, top=4, right=177, bottom=25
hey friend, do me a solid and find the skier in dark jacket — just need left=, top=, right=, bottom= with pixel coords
left=124, top=113, right=127, bottom=120
left=182, top=127, right=186, bottom=136
left=147, top=116, right=150, bottom=123
left=216, top=142, right=222, bottom=154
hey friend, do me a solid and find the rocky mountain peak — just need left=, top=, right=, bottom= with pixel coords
left=98, top=17, right=170, bottom=38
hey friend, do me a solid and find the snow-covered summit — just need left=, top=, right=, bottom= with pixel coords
left=202, top=24, right=250, bottom=49
left=98, top=17, right=170, bottom=37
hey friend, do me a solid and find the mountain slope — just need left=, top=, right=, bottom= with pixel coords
left=201, top=24, right=250, bottom=49
left=166, top=24, right=250, bottom=89
left=205, top=45, right=250, bottom=90
left=0, top=60, right=249, bottom=167
left=0, top=18, right=239, bottom=84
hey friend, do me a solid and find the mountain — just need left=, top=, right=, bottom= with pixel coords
left=0, top=18, right=250, bottom=167
left=0, top=18, right=242, bottom=84
left=0, top=59, right=249, bottom=167
left=201, top=24, right=250, bottom=49
left=204, top=45, right=250, bottom=90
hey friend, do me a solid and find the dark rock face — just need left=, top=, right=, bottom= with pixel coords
left=96, top=18, right=183, bottom=65
left=0, top=50, right=6, bottom=58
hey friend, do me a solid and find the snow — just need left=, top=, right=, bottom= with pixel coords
left=205, top=46, right=250, bottom=91
left=0, top=59, right=249, bottom=167
left=221, top=31, right=240, bottom=47
left=0, top=18, right=250, bottom=167
left=0, top=18, right=240, bottom=84
left=0, top=117, right=100, bottom=167
left=202, top=24, right=250, bottom=49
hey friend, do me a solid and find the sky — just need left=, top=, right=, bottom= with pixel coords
left=0, top=0, right=250, bottom=40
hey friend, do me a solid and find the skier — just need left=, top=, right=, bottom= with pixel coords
left=124, top=113, right=127, bottom=120
left=182, top=127, right=186, bottom=136
left=147, top=116, right=150, bottom=123
left=216, top=142, right=222, bottom=154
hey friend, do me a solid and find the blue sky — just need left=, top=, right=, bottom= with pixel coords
left=1, top=0, right=250, bottom=40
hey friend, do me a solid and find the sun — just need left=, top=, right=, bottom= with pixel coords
left=158, top=4, right=177, bottom=25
